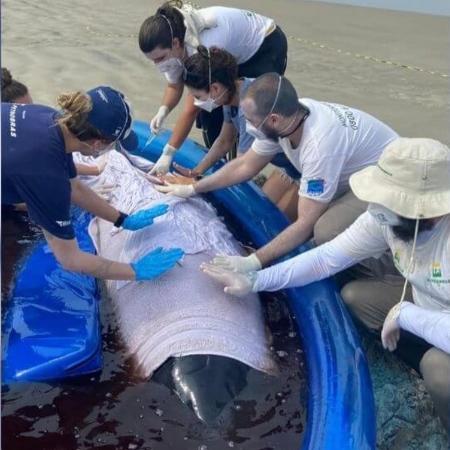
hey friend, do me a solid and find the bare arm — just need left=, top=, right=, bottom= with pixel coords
left=162, top=82, right=185, bottom=111
left=194, top=149, right=274, bottom=194
left=75, top=163, right=100, bottom=176
left=255, top=196, right=329, bottom=266
left=167, top=92, right=199, bottom=149
left=70, top=178, right=120, bottom=224
left=195, top=122, right=237, bottom=174
left=43, top=230, right=135, bottom=280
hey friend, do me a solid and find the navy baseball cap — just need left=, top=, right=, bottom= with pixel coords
left=86, top=86, right=139, bottom=151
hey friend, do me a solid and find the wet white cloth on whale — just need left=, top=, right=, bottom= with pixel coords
left=85, top=150, right=276, bottom=377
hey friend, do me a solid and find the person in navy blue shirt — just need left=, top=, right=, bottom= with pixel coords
left=2, top=86, right=183, bottom=281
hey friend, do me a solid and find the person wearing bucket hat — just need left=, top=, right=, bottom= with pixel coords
left=1, top=87, right=184, bottom=282
left=201, top=138, right=450, bottom=430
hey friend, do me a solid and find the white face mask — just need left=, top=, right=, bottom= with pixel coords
left=368, top=203, right=402, bottom=226
left=245, top=120, right=267, bottom=140
left=156, top=57, right=184, bottom=80
left=193, top=88, right=226, bottom=113
left=244, top=75, right=283, bottom=141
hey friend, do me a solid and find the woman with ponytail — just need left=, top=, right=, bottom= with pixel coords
left=167, top=46, right=301, bottom=220
left=139, top=1, right=288, bottom=174
left=1, top=68, right=32, bottom=104
left=1, top=87, right=183, bottom=282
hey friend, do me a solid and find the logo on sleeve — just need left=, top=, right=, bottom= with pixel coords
left=306, top=179, right=325, bottom=196
left=56, top=220, right=72, bottom=227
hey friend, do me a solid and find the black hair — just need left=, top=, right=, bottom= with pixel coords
left=392, top=217, right=434, bottom=242
left=1, top=68, right=29, bottom=103
left=183, top=46, right=238, bottom=95
left=139, top=1, right=186, bottom=53
left=244, top=73, right=303, bottom=119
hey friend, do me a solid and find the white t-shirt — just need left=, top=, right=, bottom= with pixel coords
left=164, top=7, right=273, bottom=84
left=252, top=99, right=398, bottom=202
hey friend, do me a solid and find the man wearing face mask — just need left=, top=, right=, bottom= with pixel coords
left=158, top=73, right=399, bottom=279
left=165, top=46, right=301, bottom=221
left=1, top=87, right=184, bottom=282
left=201, top=137, right=450, bottom=431
left=138, top=2, right=288, bottom=174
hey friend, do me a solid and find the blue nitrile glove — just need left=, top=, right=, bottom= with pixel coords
left=122, top=204, right=169, bottom=231
left=131, top=247, right=184, bottom=281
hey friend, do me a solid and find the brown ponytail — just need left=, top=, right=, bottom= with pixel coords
left=139, top=1, right=186, bottom=53
left=183, top=46, right=238, bottom=96
left=1, top=68, right=29, bottom=103
left=57, top=91, right=104, bottom=141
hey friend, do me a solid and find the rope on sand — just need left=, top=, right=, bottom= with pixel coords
left=81, top=26, right=448, bottom=79
left=287, top=35, right=449, bottom=79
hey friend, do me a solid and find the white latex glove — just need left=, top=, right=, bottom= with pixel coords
left=149, top=143, right=177, bottom=175
left=211, top=253, right=262, bottom=273
left=201, top=263, right=256, bottom=297
left=381, top=303, right=402, bottom=352
left=150, top=105, right=169, bottom=134
left=154, top=182, right=196, bottom=198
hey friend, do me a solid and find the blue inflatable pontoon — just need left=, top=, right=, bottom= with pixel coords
left=2, top=211, right=102, bottom=381
left=130, top=121, right=376, bottom=450
left=2, top=121, right=376, bottom=450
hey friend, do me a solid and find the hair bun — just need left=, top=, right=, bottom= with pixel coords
left=1, top=68, right=12, bottom=90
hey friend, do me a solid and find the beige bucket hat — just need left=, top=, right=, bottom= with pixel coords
left=350, top=137, right=450, bottom=219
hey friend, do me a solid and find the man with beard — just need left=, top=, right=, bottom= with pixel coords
left=157, top=73, right=399, bottom=278
left=201, top=137, right=450, bottom=431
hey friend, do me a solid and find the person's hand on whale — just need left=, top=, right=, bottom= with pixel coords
left=211, top=253, right=262, bottom=273
left=200, top=263, right=256, bottom=297
left=154, top=175, right=196, bottom=198
left=132, top=247, right=184, bottom=281
left=149, top=142, right=177, bottom=175
left=121, top=204, right=170, bottom=230
left=173, top=162, right=202, bottom=180
left=163, top=173, right=197, bottom=185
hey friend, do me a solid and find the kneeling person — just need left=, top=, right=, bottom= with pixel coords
left=158, top=73, right=398, bottom=275
left=1, top=87, right=183, bottom=282
left=202, top=138, right=450, bottom=430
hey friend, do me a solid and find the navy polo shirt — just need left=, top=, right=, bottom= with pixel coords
left=2, top=103, right=77, bottom=239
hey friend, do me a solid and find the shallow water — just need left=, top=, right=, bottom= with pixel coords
left=1, top=210, right=307, bottom=450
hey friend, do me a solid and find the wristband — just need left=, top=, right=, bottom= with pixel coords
left=114, top=211, right=128, bottom=228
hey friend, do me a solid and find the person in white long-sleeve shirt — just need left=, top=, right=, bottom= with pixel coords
left=202, top=137, right=450, bottom=431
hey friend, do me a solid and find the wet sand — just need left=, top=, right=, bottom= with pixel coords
left=2, top=0, right=449, bottom=449
left=2, top=0, right=449, bottom=143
